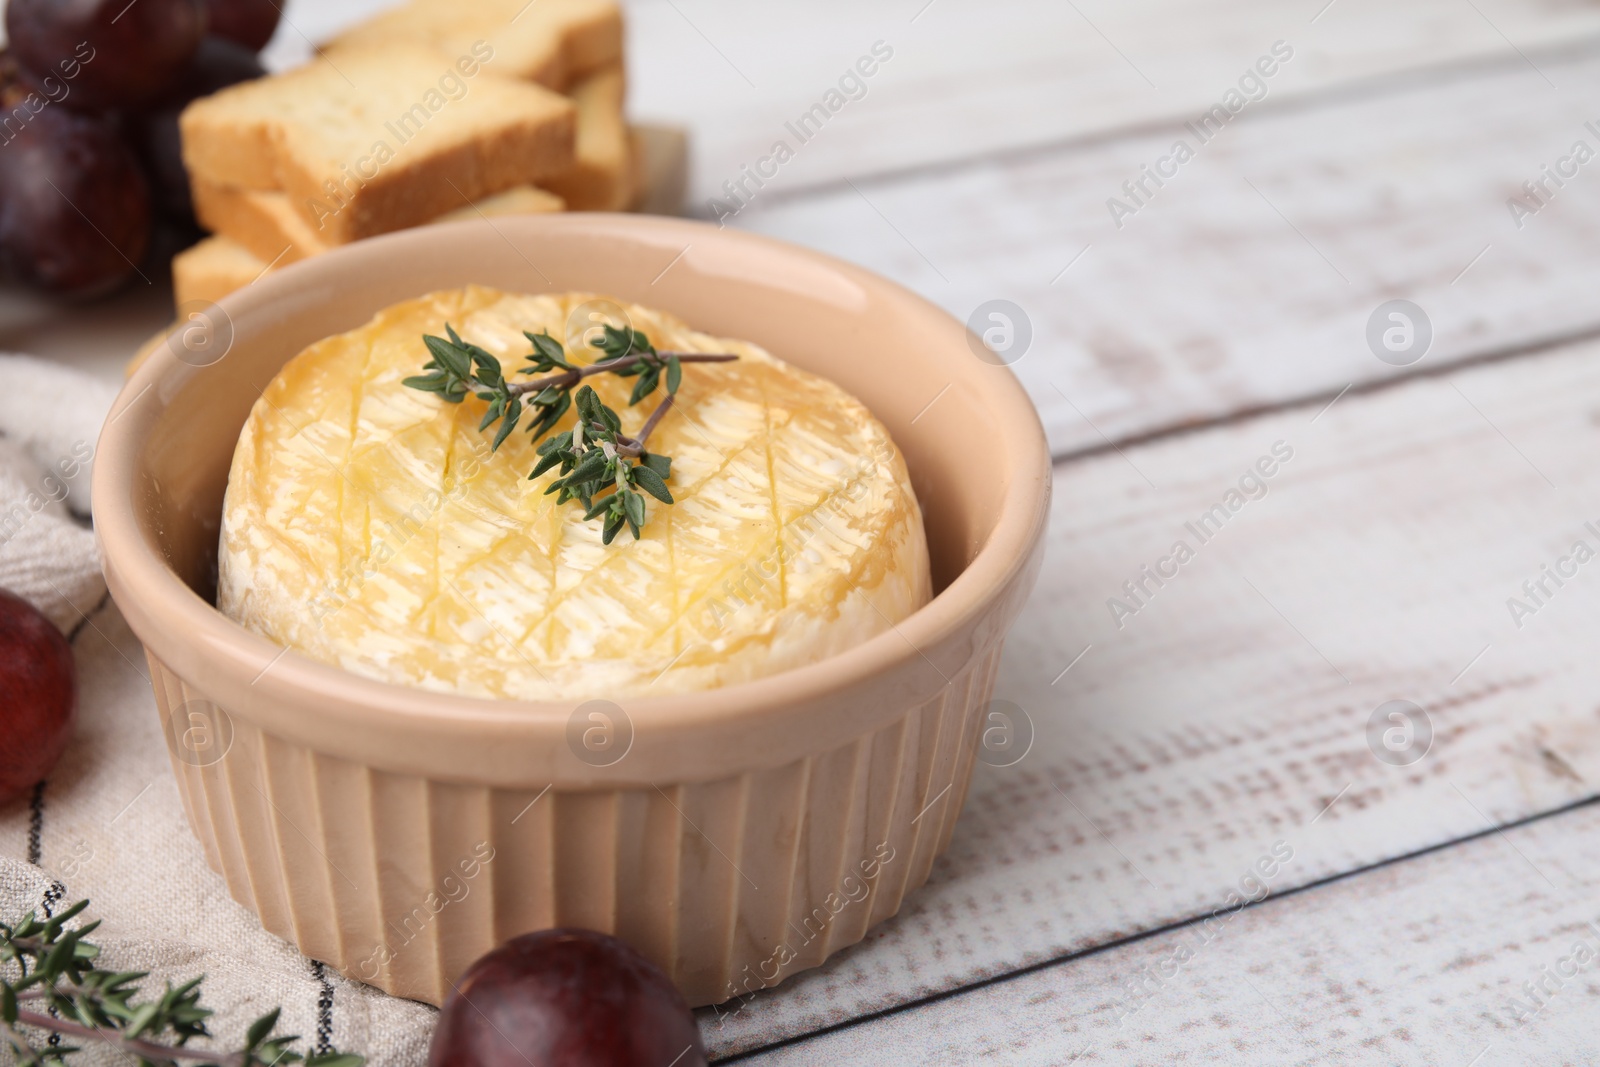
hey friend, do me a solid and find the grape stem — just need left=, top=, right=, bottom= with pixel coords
left=508, top=352, right=736, bottom=396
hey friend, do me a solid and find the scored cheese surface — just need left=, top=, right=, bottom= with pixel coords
left=218, top=287, right=931, bottom=701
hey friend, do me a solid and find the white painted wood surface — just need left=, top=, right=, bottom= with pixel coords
left=738, top=799, right=1600, bottom=1065
left=621, top=0, right=1600, bottom=205
left=707, top=330, right=1600, bottom=1060
left=5, top=0, right=1600, bottom=1063
left=735, top=40, right=1600, bottom=458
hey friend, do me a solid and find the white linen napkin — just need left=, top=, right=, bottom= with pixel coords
left=0, top=354, right=115, bottom=632
left=0, top=352, right=439, bottom=1064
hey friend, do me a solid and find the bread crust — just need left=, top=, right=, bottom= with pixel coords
left=180, top=46, right=577, bottom=244
left=540, top=65, right=632, bottom=211
left=172, top=235, right=265, bottom=307
left=324, top=0, right=621, bottom=89
left=194, top=179, right=566, bottom=264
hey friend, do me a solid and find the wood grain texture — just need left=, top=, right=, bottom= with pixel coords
left=624, top=0, right=1600, bottom=204
left=699, top=331, right=1600, bottom=1057
left=735, top=798, right=1600, bottom=1065
left=730, top=40, right=1600, bottom=458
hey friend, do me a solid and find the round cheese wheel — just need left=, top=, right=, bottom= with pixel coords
left=217, top=287, right=931, bottom=700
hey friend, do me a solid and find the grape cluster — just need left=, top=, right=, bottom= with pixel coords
left=0, top=0, right=279, bottom=297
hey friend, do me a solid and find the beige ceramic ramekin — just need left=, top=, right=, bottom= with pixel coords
left=93, top=214, right=1050, bottom=1008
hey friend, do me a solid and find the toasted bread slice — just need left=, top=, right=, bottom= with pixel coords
left=436, top=184, right=567, bottom=222
left=192, top=181, right=318, bottom=265
left=325, top=0, right=621, bottom=90
left=180, top=45, right=575, bottom=243
left=195, top=179, right=566, bottom=263
left=539, top=65, right=632, bottom=211
left=172, top=234, right=266, bottom=307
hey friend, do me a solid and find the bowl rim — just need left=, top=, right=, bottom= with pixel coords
left=94, top=214, right=1051, bottom=777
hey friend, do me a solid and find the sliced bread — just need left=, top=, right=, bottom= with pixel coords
left=540, top=65, right=632, bottom=211
left=325, top=0, right=621, bottom=90
left=172, top=234, right=267, bottom=307
left=436, top=184, right=567, bottom=222
left=191, top=181, right=319, bottom=265
left=180, top=45, right=575, bottom=244
left=195, top=179, right=565, bottom=263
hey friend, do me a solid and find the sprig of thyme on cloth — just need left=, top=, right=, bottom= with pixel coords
left=1, top=898, right=363, bottom=1067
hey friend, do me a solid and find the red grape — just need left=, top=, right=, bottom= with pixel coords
left=0, top=89, right=152, bottom=296
left=132, top=36, right=265, bottom=224
left=6, top=0, right=206, bottom=111
left=429, top=929, right=707, bottom=1067
left=0, top=590, right=76, bottom=806
left=204, top=0, right=282, bottom=53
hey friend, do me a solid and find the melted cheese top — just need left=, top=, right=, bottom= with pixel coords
left=217, top=287, right=930, bottom=700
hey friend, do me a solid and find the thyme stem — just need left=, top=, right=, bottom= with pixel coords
left=10, top=1011, right=243, bottom=1067
left=614, top=394, right=675, bottom=458
left=2, top=895, right=363, bottom=1066
left=508, top=352, right=736, bottom=396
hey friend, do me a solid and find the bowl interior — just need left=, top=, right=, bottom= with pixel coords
left=134, top=216, right=1024, bottom=612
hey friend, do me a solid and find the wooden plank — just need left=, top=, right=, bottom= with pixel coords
left=698, top=330, right=1600, bottom=1057
left=623, top=0, right=1600, bottom=204
left=730, top=799, right=1600, bottom=1064
left=732, top=39, right=1600, bottom=457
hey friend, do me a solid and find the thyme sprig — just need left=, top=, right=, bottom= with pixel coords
left=403, top=323, right=738, bottom=543
left=1, top=898, right=363, bottom=1067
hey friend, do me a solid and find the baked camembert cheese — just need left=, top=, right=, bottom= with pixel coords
left=218, top=287, right=931, bottom=700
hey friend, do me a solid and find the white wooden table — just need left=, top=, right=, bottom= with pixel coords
left=10, top=0, right=1600, bottom=1061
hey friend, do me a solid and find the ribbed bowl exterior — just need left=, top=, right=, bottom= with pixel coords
left=146, top=642, right=1003, bottom=1008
